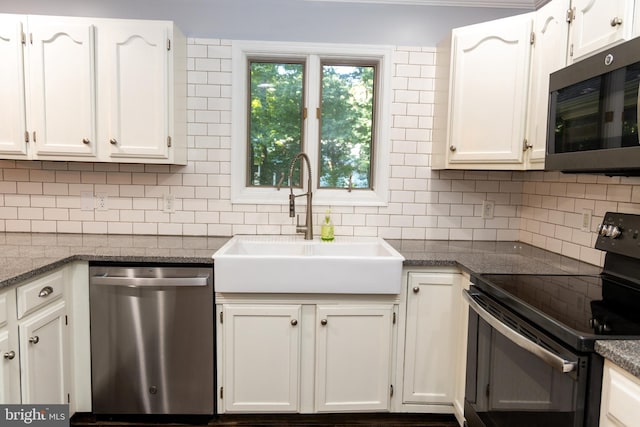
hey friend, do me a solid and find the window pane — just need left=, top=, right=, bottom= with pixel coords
left=249, top=61, right=304, bottom=187
left=320, top=64, right=375, bottom=189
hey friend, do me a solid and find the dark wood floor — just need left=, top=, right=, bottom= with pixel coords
left=71, top=413, right=459, bottom=427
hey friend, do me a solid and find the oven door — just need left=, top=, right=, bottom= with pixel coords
left=463, top=288, right=588, bottom=427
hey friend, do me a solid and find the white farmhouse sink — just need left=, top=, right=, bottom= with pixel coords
left=213, top=236, right=404, bottom=294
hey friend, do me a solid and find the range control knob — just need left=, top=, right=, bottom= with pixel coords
left=590, top=318, right=612, bottom=334
left=598, top=223, right=607, bottom=236
left=608, top=226, right=622, bottom=239
left=598, top=224, right=623, bottom=238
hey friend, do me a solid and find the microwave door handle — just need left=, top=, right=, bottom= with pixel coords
left=463, top=290, right=578, bottom=374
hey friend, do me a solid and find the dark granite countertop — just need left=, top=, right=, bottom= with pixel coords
left=0, top=233, right=229, bottom=289
left=0, top=233, right=605, bottom=289
left=0, top=232, right=636, bottom=378
left=595, top=341, right=640, bottom=377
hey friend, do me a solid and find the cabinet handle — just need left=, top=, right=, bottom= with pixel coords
left=82, top=138, right=90, bottom=145
left=413, top=286, right=420, bottom=293
left=320, top=319, right=328, bottom=326
left=291, top=319, right=298, bottom=326
left=610, top=17, right=623, bottom=27
left=449, top=145, right=456, bottom=152
left=38, top=286, right=54, bottom=298
left=3, top=351, right=15, bottom=360
left=110, top=138, right=118, bottom=145
left=29, top=336, right=39, bottom=344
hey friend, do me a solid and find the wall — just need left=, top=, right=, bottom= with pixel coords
left=2, top=36, right=640, bottom=267
left=0, top=38, right=522, bottom=240
left=519, top=172, right=640, bottom=266
left=0, top=0, right=525, bottom=46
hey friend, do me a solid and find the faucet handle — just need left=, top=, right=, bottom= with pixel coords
left=289, top=194, right=296, bottom=217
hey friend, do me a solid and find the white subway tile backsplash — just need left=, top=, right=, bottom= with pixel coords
left=0, top=40, right=636, bottom=267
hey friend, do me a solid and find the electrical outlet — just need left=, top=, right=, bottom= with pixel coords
left=95, top=193, right=108, bottom=211
left=482, top=200, right=495, bottom=219
left=581, top=208, right=592, bottom=232
left=163, top=194, right=175, bottom=213
left=81, top=192, right=94, bottom=211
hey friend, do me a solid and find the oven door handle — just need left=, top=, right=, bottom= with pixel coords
left=463, top=290, right=578, bottom=374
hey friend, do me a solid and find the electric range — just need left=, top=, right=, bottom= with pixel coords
left=464, top=212, right=640, bottom=427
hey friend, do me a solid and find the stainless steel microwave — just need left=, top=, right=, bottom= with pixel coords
left=546, top=37, right=640, bottom=175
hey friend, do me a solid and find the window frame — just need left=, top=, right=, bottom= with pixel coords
left=231, top=40, right=392, bottom=206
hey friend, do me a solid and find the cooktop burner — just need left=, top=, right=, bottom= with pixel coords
left=474, top=273, right=640, bottom=336
left=471, top=212, right=640, bottom=352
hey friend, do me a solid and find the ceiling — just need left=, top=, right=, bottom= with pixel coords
left=307, top=0, right=549, bottom=9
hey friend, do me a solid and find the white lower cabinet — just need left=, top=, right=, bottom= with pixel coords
left=402, top=270, right=462, bottom=405
left=19, top=300, right=68, bottom=404
left=0, top=267, right=73, bottom=406
left=221, top=304, right=301, bottom=413
left=315, top=305, right=393, bottom=412
left=217, top=298, right=397, bottom=414
left=600, top=359, right=640, bottom=427
left=0, top=289, right=20, bottom=404
left=395, top=268, right=465, bottom=418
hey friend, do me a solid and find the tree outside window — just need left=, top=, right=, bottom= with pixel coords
left=248, top=60, right=376, bottom=190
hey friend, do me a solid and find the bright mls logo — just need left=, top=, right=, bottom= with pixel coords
left=1, top=405, right=68, bottom=426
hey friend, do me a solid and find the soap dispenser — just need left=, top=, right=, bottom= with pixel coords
left=321, top=209, right=334, bottom=241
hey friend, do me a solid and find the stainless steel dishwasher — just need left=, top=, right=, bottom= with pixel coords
left=89, top=264, right=214, bottom=415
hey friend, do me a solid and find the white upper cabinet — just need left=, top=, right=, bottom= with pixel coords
left=96, top=20, right=186, bottom=163
left=433, top=13, right=533, bottom=170
left=568, top=0, right=636, bottom=63
left=525, top=0, right=571, bottom=169
left=0, top=14, right=27, bottom=158
left=27, top=16, right=97, bottom=160
left=0, top=14, right=185, bottom=164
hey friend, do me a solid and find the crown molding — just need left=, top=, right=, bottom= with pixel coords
left=305, top=0, right=550, bottom=9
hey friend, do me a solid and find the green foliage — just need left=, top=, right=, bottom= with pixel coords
left=320, top=65, right=374, bottom=188
left=249, top=62, right=303, bottom=186
left=248, top=61, right=375, bottom=189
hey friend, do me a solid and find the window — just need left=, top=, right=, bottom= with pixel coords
left=232, top=41, right=392, bottom=206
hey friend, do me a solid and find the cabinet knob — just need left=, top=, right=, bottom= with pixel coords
left=291, top=319, right=298, bottom=326
left=82, top=138, right=90, bottom=145
left=29, top=336, right=39, bottom=344
left=610, top=17, right=623, bottom=27
left=449, top=145, right=457, bottom=152
left=38, top=286, right=54, bottom=298
left=413, top=286, right=420, bottom=293
left=320, top=319, right=328, bottom=326
left=3, top=351, right=15, bottom=360
left=110, top=138, right=118, bottom=145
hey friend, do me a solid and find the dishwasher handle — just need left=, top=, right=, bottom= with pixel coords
left=91, top=275, right=210, bottom=287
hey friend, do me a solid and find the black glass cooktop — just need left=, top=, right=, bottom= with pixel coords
left=471, top=273, right=640, bottom=350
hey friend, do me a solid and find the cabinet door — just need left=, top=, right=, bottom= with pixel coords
left=19, top=301, right=67, bottom=404
left=447, top=14, right=532, bottom=167
left=315, top=305, right=393, bottom=412
left=0, top=329, right=20, bottom=404
left=222, top=304, right=301, bottom=413
left=525, top=0, right=570, bottom=168
left=27, top=16, right=96, bottom=159
left=569, top=0, right=635, bottom=62
left=0, top=15, right=28, bottom=158
left=403, top=273, right=459, bottom=405
left=0, top=291, right=20, bottom=404
left=600, top=360, right=640, bottom=427
left=99, top=21, right=171, bottom=161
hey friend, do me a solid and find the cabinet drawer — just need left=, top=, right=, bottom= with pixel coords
left=0, top=292, right=7, bottom=327
left=16, top=270, right=64, bottom=319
